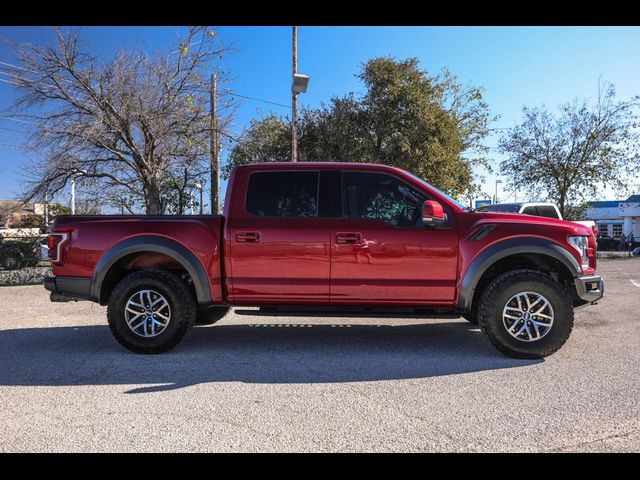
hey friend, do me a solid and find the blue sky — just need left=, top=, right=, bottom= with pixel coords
left=1, top=26, right=639, bottom=208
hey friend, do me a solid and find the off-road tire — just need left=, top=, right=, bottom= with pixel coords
left=0, top=249, right=22, bottom=270
left=195, top=306, right=231, bottom=326
left=477, top=269, right=574, bottom=359
left=107, top=269, right=196, bottom=354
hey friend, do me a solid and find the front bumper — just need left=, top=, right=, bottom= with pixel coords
left=44, top=275, right=92, bottom=302
left=574, top=274, right=604, bottom=304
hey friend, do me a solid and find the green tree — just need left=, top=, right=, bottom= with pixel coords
left=222, top=114, right=290, bottom=178
left=498, top=81, right=640, bottom=218
left=20, top=213, right=44, bottom=228
left=48, top=203, right=71, bottom=217
left=225, top=57, right=494, bottom=199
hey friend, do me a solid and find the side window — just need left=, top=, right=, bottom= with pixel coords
left=537, top=206, right=560, bottom=219
left=341, top=172, right=426, bottom=227
left=598, top=224, right=608, bottom=236
left=521, top=206, right=538, bottom=216
left=246, top=172, right=319, bottom=217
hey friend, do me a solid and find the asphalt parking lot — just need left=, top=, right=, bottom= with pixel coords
left=0, top=258, right=638, bottom=452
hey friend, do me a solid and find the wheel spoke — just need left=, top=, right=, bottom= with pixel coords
left=532, top=319, right=551, bottom=328
left=150, top=296, right=165, bottom=308
left=528, top=296, right=543, bottom=310
left=530, top=321, right=541, bottom=339
left=513, top=322, right=527, bottom=336
left=129, top=318, right=146, bottom=331
left=152, top=299, right=169, bottom=314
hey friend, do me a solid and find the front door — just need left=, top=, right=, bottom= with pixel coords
left=330, top=171, right=458, bottom=306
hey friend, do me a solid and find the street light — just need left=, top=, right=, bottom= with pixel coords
left=70, top=169, right=88, bottom=215
left=494, top=179, right=503, bottom=204
left=292, top=73, right=309, bottom=94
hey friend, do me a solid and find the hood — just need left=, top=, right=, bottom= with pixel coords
left=478, top=211, right=592, bottom=236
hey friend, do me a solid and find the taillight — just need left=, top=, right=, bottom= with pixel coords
left=48, top=233, right=69, bottom=263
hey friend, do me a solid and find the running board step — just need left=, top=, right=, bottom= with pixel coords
left=234, top=307, right=460, bottom=319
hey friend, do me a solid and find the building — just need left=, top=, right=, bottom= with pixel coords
left=587, top=195, right=639, bottom=238
left=0, top=200, right=45, bottom=228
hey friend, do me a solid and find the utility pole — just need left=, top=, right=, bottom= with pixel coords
left=291, top=25, right=298, bottom=162
left=44, top=190, right=49, bottom=229
left=210, top=73, right=219, bottom=214
left=71, top=177, right=76, bottom=215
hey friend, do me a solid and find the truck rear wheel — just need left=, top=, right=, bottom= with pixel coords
left=107, top=269, right=196, bottom=354
left=477, top=269, right=574, bottom=359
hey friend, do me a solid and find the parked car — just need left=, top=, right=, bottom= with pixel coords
left=0, top=236, right=41, bottom=270
left=44, top=162, right=603, bottom=358
left=476, top=202, right=597, bottom=235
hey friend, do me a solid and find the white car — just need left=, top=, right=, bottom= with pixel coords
left=476, top=202, right=597, bottom=234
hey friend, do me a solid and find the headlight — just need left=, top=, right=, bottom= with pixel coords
left=568, top=235, right=589, bottom=268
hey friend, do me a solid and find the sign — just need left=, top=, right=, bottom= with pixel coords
left=475, top=199, right=492, bottom=208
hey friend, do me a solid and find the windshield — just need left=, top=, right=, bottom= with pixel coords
left=476, top=203, right=522, bottom=213
left=404, top=171, right=468, bottom=211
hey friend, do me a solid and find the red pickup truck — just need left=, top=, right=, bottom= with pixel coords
left=44, top=162, right=603, bottom=358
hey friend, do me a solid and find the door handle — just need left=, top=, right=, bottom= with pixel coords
left=336, top=232, right=362, bottom=244
left=236, top=231, right=261, bottom=243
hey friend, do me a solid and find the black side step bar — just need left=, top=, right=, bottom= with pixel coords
left=235, top=306, right=461, bottom=319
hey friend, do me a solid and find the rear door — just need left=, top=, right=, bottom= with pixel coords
left=329, top=171, right=459, bottom=306
left=226, top=169, right=332, bottom=305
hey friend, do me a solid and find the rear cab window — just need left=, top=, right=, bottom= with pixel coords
left=245, top=171, right=319, bottom=217
left=536, top=205, right=560, bottom=219
left=521, top=206, right=539, bottom=216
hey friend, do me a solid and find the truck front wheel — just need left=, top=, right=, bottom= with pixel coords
left=107, top=269, right=196, bottom=354
left=477, top=269, right=574, bottom=359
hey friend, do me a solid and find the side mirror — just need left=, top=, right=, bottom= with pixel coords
left=422, top=200, right=446, bottom=227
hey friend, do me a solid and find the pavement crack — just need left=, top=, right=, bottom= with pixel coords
left=545, top=427, right=640, bottom=452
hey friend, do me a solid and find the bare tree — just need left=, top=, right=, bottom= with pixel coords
left=2, top=26, right=234, bottom=214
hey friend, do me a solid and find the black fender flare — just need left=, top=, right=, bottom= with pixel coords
left=90, top=235, right=212, bottom=306
left=456, top=237, right=582, bottom=312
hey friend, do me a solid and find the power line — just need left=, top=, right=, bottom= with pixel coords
left=224, top=92, right=290, bottom=109
left=0, top=78, right=20, bottom=87
left=0, top=142, right=22, bottom=149
left=0, top=59, right=291, bottom=111
left=0, top=125, right=26, bottom=134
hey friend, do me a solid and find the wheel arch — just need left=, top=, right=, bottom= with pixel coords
left=91, top=235, right=212, bottom=306
left=457, top=237, right=581, bottom=313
